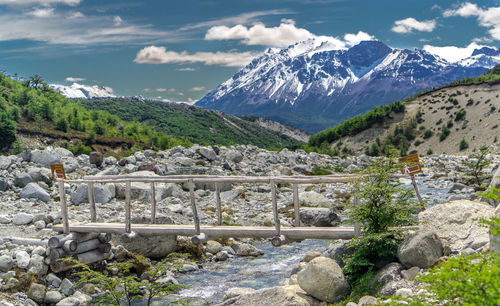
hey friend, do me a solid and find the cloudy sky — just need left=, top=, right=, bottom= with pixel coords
left=1, top=0, right=499, bottom=102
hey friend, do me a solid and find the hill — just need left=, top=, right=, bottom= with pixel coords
left=196, top=39, right=499, bottom=133
left=308, top=65, right=500, bottom=156
left=77, top=98, right=306, bottom=149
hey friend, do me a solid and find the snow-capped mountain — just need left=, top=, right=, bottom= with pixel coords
left=50, top=83, right=115, bottom=99
left=196, top=39, right=500, bottom=132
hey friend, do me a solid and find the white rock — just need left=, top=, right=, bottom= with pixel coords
left=15, top=251, right=30, bottom=269
left=12, top=213, right=34, bottom=225
left=395, top=288, right=412, bottom=298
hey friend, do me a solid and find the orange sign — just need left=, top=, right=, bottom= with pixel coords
left=398, top=153, right=422, bottom=176
left=50, top=164, right=66, bottom=181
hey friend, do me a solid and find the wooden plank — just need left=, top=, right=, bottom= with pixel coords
left=53, top=223, right=358, bottom=240
left=270, top=179, right=280, bottom=236
left=215, top=183, right=222, bottom=226
left=58, top=181, right=70, bottom=234
left=150, top=182, right=157, bottom=224
left=88, top=182, right=96, bottom=222
left=125, top=181, right=131, bottom=233
left=292, top=184, right=300, bottom=227
left=189, top=179, right=200, bottom=235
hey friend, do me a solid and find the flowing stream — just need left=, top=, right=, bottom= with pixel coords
left=164, top=175, right=462, bottom=305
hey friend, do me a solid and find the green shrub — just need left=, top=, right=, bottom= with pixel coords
left=459, top=138, right=469, bottom=151
left=422, top=129, right=433, bottom=139
left=426, top=148, right=433, bottom=155
left=439, top=126, right=450, bottom=141
left=462, top=146, right=490, bottom=187
left=0, top=110, right=16, bottom=150
left=455, top=109, right=466, bottom=121
left=55, top=118, right=68, bottom=132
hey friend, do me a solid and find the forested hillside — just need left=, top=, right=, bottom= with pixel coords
left=78, top=98, right=304, bottom=149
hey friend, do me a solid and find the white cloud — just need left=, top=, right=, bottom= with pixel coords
left=423, top=42, right=486, bottom=62
left=205, top=19, right=316, bottom=47
left=391, top=17, right=436, bottom=33
left=27, top=8, right=54, bottom=18
left=176, top=67, right=196, bottom=71
left=65, top=76, right=85, bottom=82
left=443, top=2, right=500, bottom=40
left=143, top=88, right=151, bottom=92
left=343, top=31, right=375, bottom=46
left=155, top=88, right=167, bottom=92
left=190, top=86, right=205, bottom=92
left=134, top=45, right=258, bottom=67
left=0, top=0, right=80, bottom=6
left=68, top=11, right=83, bottom=18
left=113, top=16, right=123, bottom=26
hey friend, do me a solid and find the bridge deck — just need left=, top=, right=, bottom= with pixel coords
left=53, top=223, right=357, bottom=240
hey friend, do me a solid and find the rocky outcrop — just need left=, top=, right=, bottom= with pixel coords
left=418, top=200, right=494, bottom=252
left=223, top=285, right=317, bottom=306
left=297, top=256, right=350, bottom=303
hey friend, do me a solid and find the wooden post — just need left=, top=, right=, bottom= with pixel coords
left=189, top=179, right=200, bottom=235
left=125, top=181, right=131, bottom=234
left=150, top=182, right=157, bottom=224
left=270, top=179, right=281, bottom=236
left=74, top=238, right=109, bottom=254
left=411, top=175, right=423, bottom=203
left=215, top=183, right=222, bottom=226
left=97, top=233, right=112, bottom=243
left=88, top=182, right=96, bottom=222
left=3, top=237, right=48, bottom=246
left=62, top=240, right=78, bottom=253
left=58, top=181, right=70, bottom=234
left=191, top=233, right=206, bottom=245
left=292, top=184, right=300, bottom=227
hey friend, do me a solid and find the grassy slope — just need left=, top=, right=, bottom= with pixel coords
left=78, top=98, right=304, bottom=150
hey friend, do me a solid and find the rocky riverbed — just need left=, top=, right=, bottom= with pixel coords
left=0, top=145, right=498, bottom=305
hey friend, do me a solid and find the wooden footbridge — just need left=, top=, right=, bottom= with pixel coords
left=53, top=174, right=363, bottom=247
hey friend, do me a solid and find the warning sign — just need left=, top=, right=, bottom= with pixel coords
left=50, top=164, right=66, bottom=182
left=398, top=153, right=422, bottom=176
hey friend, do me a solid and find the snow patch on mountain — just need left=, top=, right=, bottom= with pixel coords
left=50, top=83, right=115, bottom=99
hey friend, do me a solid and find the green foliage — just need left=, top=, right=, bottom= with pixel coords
left=455, top=109, right=466, bottom=121
left=417, top=244, right=499, bottom=305
left=78, top=98, right=301, bottom=150
left=311, top=165, right=332, bottom=175
left=68, top=253, right=188, bottom=306
left=422, top=129, right=433, bottom=139
left=459, top=138, right=469, bottom=151
left=461, top=146, right=491, bottom=187
left=427, top=148, right=433, bottom=155
left=308, top=100, right=405, bottom=147
left=0, top=109, right=16, bottom=150
left=67, top=141, right=92, bottom=155
left=55, top=117, right=68, bottom=132
left=439, top=125, right=450, bottom=141
left=343, top=158, right=419, bottom=289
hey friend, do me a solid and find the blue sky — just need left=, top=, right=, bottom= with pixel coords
left=0, top=0, right=499, bottom=102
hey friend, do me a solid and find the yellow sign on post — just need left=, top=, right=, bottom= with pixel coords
left=50, top=164, right=66, bottom=182
left=398, top=153, right=422, bottom=176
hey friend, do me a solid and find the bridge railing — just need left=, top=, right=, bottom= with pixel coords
left=57, top=174, right=364, bottom=245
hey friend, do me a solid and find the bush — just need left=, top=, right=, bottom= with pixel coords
left=459, top=138, right=469, bottom=151
left=455, top=109, right=466, bottom=121
left=55, top=118, right=68, bottom=132
left=422, top=129, right=433, bottom=139
left=439, top=126, right=450, bottom=141
left=0, top=110, right=16, bottom=150
left=462, top=146, right=490, bottom=187
left=427, top=148, right=433, bottom=155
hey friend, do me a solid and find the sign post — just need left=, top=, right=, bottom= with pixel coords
left=398, top=153, right=423, bottom=204
left=50, top=164, right=66, bottom=182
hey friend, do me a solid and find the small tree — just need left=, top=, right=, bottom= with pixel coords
left=459, top=138, right=469, bottom=151
left=55, top=118, right=68, bottom=132
left=343, top=158, right=420, bottom=288
left=462, top=146, right=490, bottom=187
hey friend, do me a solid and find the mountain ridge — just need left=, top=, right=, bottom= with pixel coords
left=196, top=39, right=500, bottom=133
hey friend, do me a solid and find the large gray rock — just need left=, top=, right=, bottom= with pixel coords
left=0, top=254, right=13, bottom=272
left=323, top=240, right=355, bottom=268
left=45, top=291, right=64, bottom=304
left=56, top=297, right=81, bottom=306
left=299, top=191, right=332, bottom=208
left=297, top=256, right=350, bottom=303
left=30, top=147, right=61, bottom=168
left=197, top=147, right=217, bottom=161
left=299, top=208, right=340, bottom=227
left=89, top=152, right=103, bottom=166
left=114, top=171, right=173, bottom=201
left=227, top=285, right=315, bottom=306
left=0, top=179, right=8, bottom=191
left=0, top=156, right=12, bottom=170
left=206, top=240, right=223, bottom=254
left=70, top=183, right=115, bottom=205
left=231, top=242, right=264, bottom=257
left=28, top=254, right=47, bottom=276
left=15, top=250, right=30, bottom=269
left=226, top=150, right=243, bottom=163
left=12, top=213, right=34, bottom=225
left=27, top=167, right=52, bottom=184
left=418, top=200, right=494, bottom=251
left=371, top=262, right=406, bottom=295
left=14, top=173, right=33, bottom=188
left=398, top=231, right=443, bottom=268
left=27, top=283, right=46, bottom=303
left=113, top=234, right=178, bottom=259
left=20, top=183, right=50, bottom=202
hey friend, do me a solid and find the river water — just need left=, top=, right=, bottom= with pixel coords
left=167, top=175, right=461, bottom=305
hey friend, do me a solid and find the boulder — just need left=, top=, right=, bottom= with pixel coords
left=12, top=213, right=34, bottom=225
left=30, top=147, right=61, bottom=168
left=299, top=191, right=332, bottom=208
left=0, top=156, right=12, bottom=170
left=56, top=297, right=81, bottom=306
left=27, top=167, right=52, bottom=184
left=227, top=285, right=315, bottom=306
left=15, top=250, right=30, bottom=269
left=358, top=296, right=378, bottom=305
left=371, top=262, right=406, bottom=295
left=231, top=242, right=264, bottom=257
left=89, top=152, right=103, bottom=166
left=398, top=231, right=443, bottom=268
left=226, top=150, right=243, bottom=163
left=45, top=291, right=64, bottom=304
left=197, top=147, right=217, bottom=161
left=224, top=287, right=256, bottom=300
left=20, top=183, right=50, bottom=202
left=113, top=234, right=178, bottom=259
left=297, top=256, right=350, bottom=303
left=27, top=283, right=47, bottom=303
left=0, top=179, right=8, bottom=191
left=206, top=240, right=223, bottom=254
left=0, top=254, right=13, bottom=272
left=14, top=173, right=33, bottom=188
left=299, top=208, right=340, bottom=227
left=70, top=183, right=115, bottom=205
left=115, top=171, right=172, bottom=201
left=418, top=200, right=494, bottom=251
left=60, top=278, right=75, bottom=296
left=323, top=240, right=354, bottom=268
left=28, top=254, right=47, bottom=276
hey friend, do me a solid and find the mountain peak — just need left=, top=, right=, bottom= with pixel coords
left=471, top=46, right=500, bottom=57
